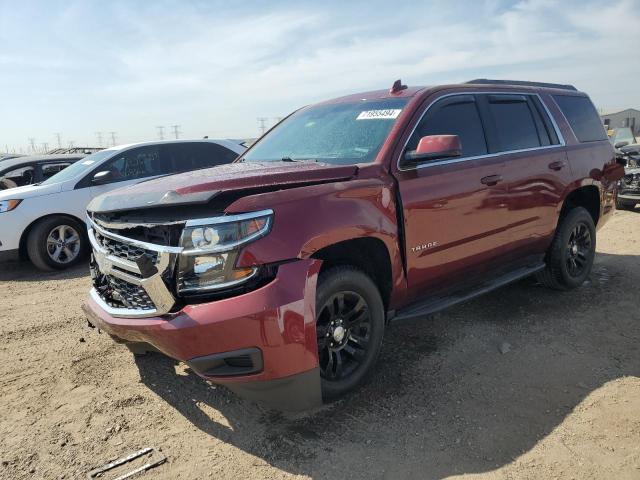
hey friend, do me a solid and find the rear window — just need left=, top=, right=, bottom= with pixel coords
left=553, top=95, right=607, bottom=142
left=486, top=95, right=541, bottom=151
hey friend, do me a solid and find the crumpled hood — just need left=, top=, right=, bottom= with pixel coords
left=0, top=181, right=63, bottom=201
left=88, top=161, right=358, bottom=213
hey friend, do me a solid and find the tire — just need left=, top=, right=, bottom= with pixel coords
left=315, top=266, right=385, bottom=401
left=616, top=199, right=634, bottom=211
left=26, top=216, right=88, bottom=271
left=536, top=207, right=596, bottom=290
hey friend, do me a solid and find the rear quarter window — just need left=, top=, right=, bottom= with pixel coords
left=553, top=95, right=607, bottom=143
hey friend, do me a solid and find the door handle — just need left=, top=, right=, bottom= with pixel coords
left=481, top=174, right=502, bottom=186
left=548, top=161, right=566, bottom=171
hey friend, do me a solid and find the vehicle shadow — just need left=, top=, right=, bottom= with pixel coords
left=0, top=259, right=89, bottom=282
left=134, top=252, right=639, bottom=479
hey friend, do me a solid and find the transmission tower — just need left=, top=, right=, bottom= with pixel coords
left=95, top=132, right=103, bottom=147
left=68, top=140, right=75, bottom=148
left=109, top=131, right=117, bottom=146
left=41, top=142, right=49, bottom=153
left=170, top=125, right=181, bottom=139
left=257, top=117, right=268, bottom=135
left=28, top=138, right=36, bottom=153
left=54, top=132, right=62, bottom=148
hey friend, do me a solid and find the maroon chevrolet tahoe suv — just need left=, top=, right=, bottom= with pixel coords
left=83, top=79, right=623, bottom=410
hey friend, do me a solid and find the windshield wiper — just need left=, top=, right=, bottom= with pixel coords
left=281, top=156, right=299, bottom=162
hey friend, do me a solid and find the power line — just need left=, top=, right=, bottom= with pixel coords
left=257, top=117, right=268, bottom=135
left=156, top=126, right=165, bottom=140
left=170, top=125, right=181, bottom=139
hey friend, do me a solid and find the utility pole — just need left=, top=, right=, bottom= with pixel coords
left=28, top=138, right=36, bottom=153
left=54, top=132, right=62, bottom=148
left=95, top=132, right=103, bottom=147
left=109, top=131, right=117, bottom=146
left=170, top=125, right=181, bottom=139
left=156, top=126, right=165, bottom=140
left=257, top=117, right=268, bottom=135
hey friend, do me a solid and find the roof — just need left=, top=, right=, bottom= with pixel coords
left=315, top=78, right=585, bottom=107
left=103, top=138, right=245, bottom=154
left=600, top=108, right=640, bottom=117
left=0, top=154, right=86, bottom=172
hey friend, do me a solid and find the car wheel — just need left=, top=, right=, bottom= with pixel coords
left=536, top=207, right=596, bottom=290
left=26, top=216, right=88, bottom=271
left=315, top=266, right=385, bottom=401
left=616, top=199, right=634, bottom=210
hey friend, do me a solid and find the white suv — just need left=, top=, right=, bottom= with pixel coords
left=0, top=139, right=244, bottom=270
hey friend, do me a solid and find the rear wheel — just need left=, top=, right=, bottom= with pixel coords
left=27, top=216, right=87, bottom=271
left=315, top=266, right=385, bottom=401
left=536, top=207, right=596, bottom=290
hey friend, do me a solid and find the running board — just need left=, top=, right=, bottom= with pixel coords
left=392, top=264, right=545, bottom=322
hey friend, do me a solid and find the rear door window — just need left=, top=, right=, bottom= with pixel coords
left=407, top=95, right=488, bottom=160
left=163, top=142, right=239, bottom=173
left=553, top=95, right=607, bottom=142
left=484, top=94, right=542, bottom=152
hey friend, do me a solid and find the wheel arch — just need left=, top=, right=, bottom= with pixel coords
left=19, top=213, right=87, bottom=258
left=559, top=184, right=600, bottom=226
left=311, top=236, right=393, bottom=311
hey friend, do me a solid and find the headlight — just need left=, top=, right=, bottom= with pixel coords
left=0, top=199, right=21, bottom=213
left=177, top=209, right=273, bottom=293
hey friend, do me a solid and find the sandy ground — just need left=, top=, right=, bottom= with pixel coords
left=0, top=210, right=639, bottom=480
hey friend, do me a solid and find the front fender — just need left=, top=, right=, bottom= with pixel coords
left=226, top=177, right=405, bottom=304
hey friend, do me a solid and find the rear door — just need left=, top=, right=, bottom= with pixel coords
left=478, top=93, right=571, bottom=261
left=395, top=94, right=512, bottom=302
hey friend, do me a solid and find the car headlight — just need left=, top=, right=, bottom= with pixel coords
left=177, top=209, right=273, bottom=294
left=0, top=199, right=21, bottom=213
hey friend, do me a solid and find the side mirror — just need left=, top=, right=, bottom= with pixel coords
left=404, top=135, right=462, bottom=163
left=92, top=170, right=114, bottom=185
left=615, top=141, right=629, bottom=149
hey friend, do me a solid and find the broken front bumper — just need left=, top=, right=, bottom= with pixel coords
left=83, top=257, right=323, bottom=411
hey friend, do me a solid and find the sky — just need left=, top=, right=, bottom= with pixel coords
left=1, top=0, right=639, bottom=152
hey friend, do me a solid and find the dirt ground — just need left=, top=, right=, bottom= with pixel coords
left=0, top=210, right=638, bottom=480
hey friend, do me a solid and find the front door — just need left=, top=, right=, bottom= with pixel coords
left=394, top=94, right=512, bottom=303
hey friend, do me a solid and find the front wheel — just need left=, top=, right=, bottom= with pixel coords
left=26, top=216, right=88, bottom=271
left=315, top=266, right=385, bottom=401
left=536, top=207, right=596, bottom=290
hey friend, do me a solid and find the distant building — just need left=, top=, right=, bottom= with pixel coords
left=600, top=108, right=640, bottom=136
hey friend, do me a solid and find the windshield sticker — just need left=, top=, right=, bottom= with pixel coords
left=356, top=109, right=402, bottom=120
left=82, top=160, right=95, bottom=165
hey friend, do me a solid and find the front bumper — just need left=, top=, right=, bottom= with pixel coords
left=83, top=258, right=323, bottom=411
left=617, top=193, right=640, bottom=202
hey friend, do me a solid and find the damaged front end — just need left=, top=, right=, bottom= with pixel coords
left=87, top=204, right=277, bottom=318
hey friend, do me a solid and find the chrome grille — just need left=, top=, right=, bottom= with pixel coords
left=105, top=275, right=155, bottom=310
left=94, top=231, right=159, bottom=264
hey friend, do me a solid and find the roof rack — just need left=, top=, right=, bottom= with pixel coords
left=465, top=79, right=577, bottom=91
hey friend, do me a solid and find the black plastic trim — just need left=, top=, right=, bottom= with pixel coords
left=187, top=347, right=264, bottom=377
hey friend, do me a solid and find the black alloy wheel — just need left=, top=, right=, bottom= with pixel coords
left=317, top=291, right=371, bottom=381
left=565, top=222, right=592, bottom=278
left=315, top=266, right=385, bottom=400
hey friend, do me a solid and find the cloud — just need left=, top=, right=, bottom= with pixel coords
left=0, top=0, right=638, bottom=148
